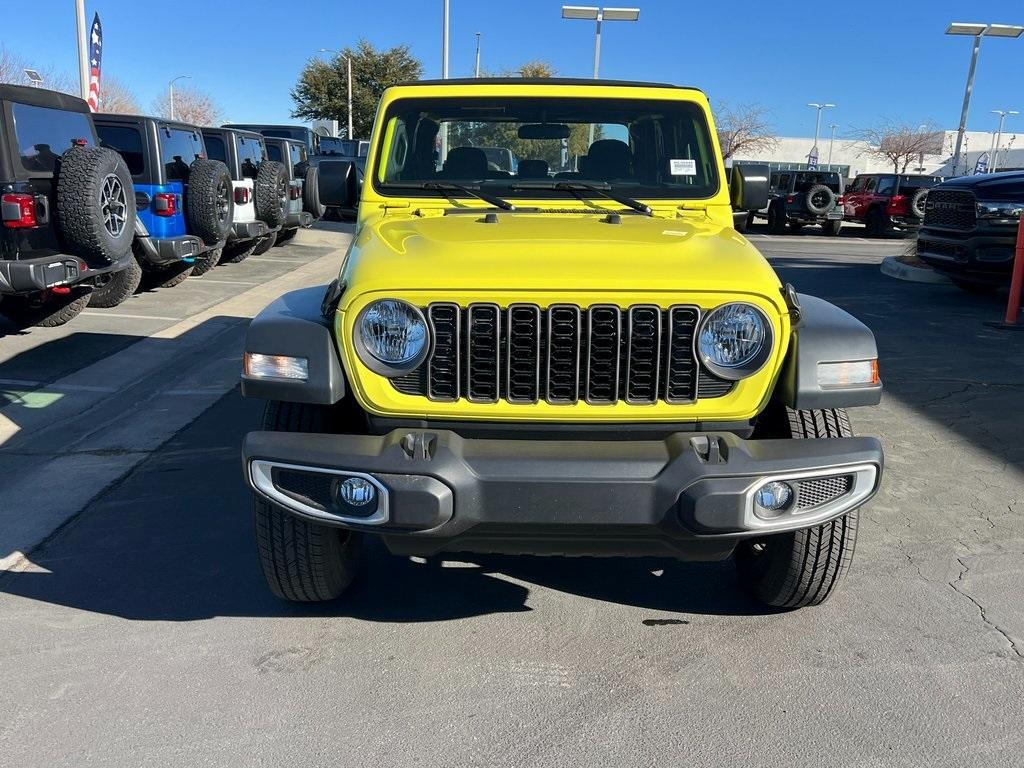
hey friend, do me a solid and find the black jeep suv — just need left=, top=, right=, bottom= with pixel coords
left=760, top=170, right=845, bottom=236
left=0, top=85, right=136, bottom=327
left=917, top=171, right=1024, bottom=291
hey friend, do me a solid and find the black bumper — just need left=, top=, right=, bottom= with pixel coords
left=918, top=224, right=1017, bottom=281
left=0, top=252, right=127, bottom=295
left=244, top=429, right=883, bottom=559
left=135, top=234, right=208, bottom=266
left=230, top=220, right=269, bottom=242
left=285, top=211, right=314, bottom=228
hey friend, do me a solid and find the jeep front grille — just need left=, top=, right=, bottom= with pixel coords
left=391, top=303, right=735, bottom=405
left=923, top=189, right=976, bottom=231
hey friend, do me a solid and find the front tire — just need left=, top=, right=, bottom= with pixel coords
left=253, top=401, right=362, bottom=602
left=768, top=204, right=787, bottom=235
left=735, top=407, right=860, bottom=609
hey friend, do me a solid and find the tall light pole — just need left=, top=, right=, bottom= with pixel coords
left=319, top=49, right=354, bottom=140
left=991, top=109, right=1019, bottom=172
left=75, top=0, right=89, bottom=101
left=561, top=5, right=640, bottom=144
left=827, top=124, right=838, bottom=169
left=474, top=32, right=481, bottom=77
left=807, top=102, right=835, bottom=168
left=946, top=22, right=1024, bottom=175
left=168, top=75, right=191, bottom=121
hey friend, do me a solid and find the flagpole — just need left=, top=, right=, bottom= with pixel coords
left=75, top=0, right=89, bottom=101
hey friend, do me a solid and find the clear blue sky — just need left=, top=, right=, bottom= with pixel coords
left=5, top=0, right=1024, bottom=137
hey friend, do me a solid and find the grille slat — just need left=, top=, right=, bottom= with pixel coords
left=923, top=189, right=976, bottom=231
left=398, top=303, right=734, bottom=405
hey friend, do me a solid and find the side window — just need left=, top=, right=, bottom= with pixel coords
left=159, top=127, right=204, bottom=182
left=876, top=176, right=896, bottom=195
left=266, top=144, right=282, bottom=163
left=864, top=177, right=878, bottom=193
left=235, top=134, right=264, bottom=179
left=777, top=173, right=791, bottom=190
left=12, top=102, right=95, bottom=173
left=848, top=177, right=863, bottom=192
left=289, top=143, right=306, bottom=167
left=769, top=172, right=780, bottom=189
left=204, top=134, right=227, bottom=163
left=96, top=124, right=145, bottom=176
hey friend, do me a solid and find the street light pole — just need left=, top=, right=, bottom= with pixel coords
left=318, top=49, right=354, bottom=139
left=991, top=109, right=1019, bottom=172
left=827, top=123, right=838, bottom=169
left=75, top=0, right=89, bottom=101
left=807, top=103, right=835, bottom=167
left=168, top=75, right=191, bottom=121
left=946, top=22, right=1024, bottom=175
left=475, top=32, right=481, bottom=77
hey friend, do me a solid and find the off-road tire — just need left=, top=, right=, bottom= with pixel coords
left=1, top=290, right=90, bottom=328
left=768, top=203, right=787, bottom=235
left=788, top=221, right=804, bottom=233
left=302, top=165, right=326, bottom=219
left=254, top=401, right=361, bottom=602
left=142, top=261, right=192, bottom=289
left=87, top=255, right=142, bottom=308
left=55, top=146, right=136, bottom=263
left=186, top=159, right=233, bottom=244
left=190, top=247, right=223, bottom=276
left=822, top=219, right=842, bottom=236
left=254, top=161, right=289, bottom=228
left=804, top=184, right=835, bottom=215
left=909, top=188, right=929, bottom=219
left=251, top=232, right=277, bottom=255
left=274, top=227, right=298, bottom=246
left=220, top=241, right=258, bottom=264
left=865, top=208, right=887, bottom=238
left=736, top=407, right=860, bottom=609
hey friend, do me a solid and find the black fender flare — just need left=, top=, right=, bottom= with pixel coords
left=775, top=293, right=882, bottom=410
left=241, top=284, right=347, bottom=405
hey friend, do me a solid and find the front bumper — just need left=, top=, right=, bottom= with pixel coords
left=230, top=220, right=269, bottom=242
left=244, top=429, right=883, bottom=559
left=0, top=252, right=126, bottom=295
left=285, top=211, right=314, bottom=228
left=135, top=234, right=208, bottom=266
left=918, top=224, right=1017, bottom=280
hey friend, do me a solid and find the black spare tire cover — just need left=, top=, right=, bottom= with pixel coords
left=56, top=146, right=136, bottom=265
left=254, top=160, right=288, bottom=228
left=302, top=164, right=326, bottom=219
left=187, top=159, right=233, bottom=244
left=804, top=184, right=835, bottom=215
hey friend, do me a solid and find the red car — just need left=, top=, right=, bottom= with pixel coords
left=843, top=173, right=942, bottom=237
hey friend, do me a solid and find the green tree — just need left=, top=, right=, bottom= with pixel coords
left=291, top=40, right=422, bottom=139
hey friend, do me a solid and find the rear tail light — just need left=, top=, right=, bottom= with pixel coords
left=234, top=188, right=251, bottom=205
left=786, top=195, right=794, bottom=203
left=154, top=193, right=177, bottom=216
left=1, top=193, right=38, bottom=228
left=888, top=194, right=907, bottom=214
left=837, top=195, right=845, bottom=205
left=289, top=185, right=301, bottom=200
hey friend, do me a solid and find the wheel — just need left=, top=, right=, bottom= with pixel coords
left=220, top=240, right=259, bottom=265
left=788, top=221, right=804, bottom=233
left=87, top=255, right=142, bottom=308
left=274, top=228, right=297, bottom=246
left=803, top=184, right=835, bottom=215
left=142, top=261, right=192, bottom=289
left=302, top=164, right=327, bottom=220
left=865, top=208, right=887, bottom=238
left=1, top=289, right=89, bottom=328
left=768, top=204, right=787, bottom=235
left=735, top=406, right=860, bottom=609
left=822, top=219, right=842, bottom=236
left=253, top=401, right=362, bottom=602
left=250, top=232, right=277, bottom=255
left=745, top=211, right=755, bottom=230
left=186, top=159, right=234, bottom=245
left=951, top=277, right=999, bottom=294
left=254, top=161, right=289, bottom=229
left=190, top=247, right=223, bottom=275
left=908, top=188, right=929, bottom=220
left=55, top=146, right=136, bottom=263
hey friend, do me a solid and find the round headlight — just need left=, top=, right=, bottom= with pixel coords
left=698, top=303, right=773, bottom=380
left=356, top=299, right=429, bottom=374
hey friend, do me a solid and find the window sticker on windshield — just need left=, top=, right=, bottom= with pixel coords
left=670, top=158, right=697, bottom=176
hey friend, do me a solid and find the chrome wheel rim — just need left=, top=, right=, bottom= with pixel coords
left=216, top=178, right=231, bottom=225
left=100, top=174, right=127, bottom=237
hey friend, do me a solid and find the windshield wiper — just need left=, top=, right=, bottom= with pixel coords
left=416, top=181, right=515, bottom=211
left=510, top=180, right=652, bottom=216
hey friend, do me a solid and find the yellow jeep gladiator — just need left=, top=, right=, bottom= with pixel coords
left=241, top=79, right=883, bottom=609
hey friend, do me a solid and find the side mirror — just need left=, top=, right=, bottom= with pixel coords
left=730, top=163, right=769, bottom=212
left=317, top=159, right=359, bottom=208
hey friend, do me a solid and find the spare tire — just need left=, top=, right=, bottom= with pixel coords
left=187, top=159, right=233, bottom=245
left=56, top=146, right=136, bottom=264
left=804, top=184, right=835, bottom=215
left=255, top=161, right=288, bottom=228
left=302, top=165, right=326, bottom=219
left=909, top=188, right=928, bottom=219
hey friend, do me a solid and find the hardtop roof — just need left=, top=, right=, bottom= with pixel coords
left=398, top=77, right=700, bottom=92
left=0, top=84, right=91, bottom=113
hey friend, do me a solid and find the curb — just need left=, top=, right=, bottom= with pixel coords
left=880, top=255, right=952, bottom=285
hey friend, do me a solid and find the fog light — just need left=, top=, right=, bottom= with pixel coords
left=755, top=481, right=793, bottom=514
left=244, top=352, right=309, bottom=381
left=337, top=477, right=376, bottom=507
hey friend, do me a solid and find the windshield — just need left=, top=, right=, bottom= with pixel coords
left=373, top=95, right=719, bottom=200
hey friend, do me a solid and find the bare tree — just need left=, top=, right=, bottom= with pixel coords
left=854, top=123, right=945, bottom=173
left=0, top=45, right=76, bottom=93
left=715, top=103, right=778, bottom=160
left=98, top=77, right=140, bottom=114
left=152, top=85, right=223, bottom=126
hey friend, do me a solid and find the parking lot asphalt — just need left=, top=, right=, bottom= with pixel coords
left=1, top=224, right=1022, bottom=767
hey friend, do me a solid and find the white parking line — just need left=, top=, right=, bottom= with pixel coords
left=81, top=311, right=180, bottom=321
left=0, top=378, right=117, bottom=393
left=246, top=256, right=311, bottom=263
left=188, top=278, right=262, bottom=286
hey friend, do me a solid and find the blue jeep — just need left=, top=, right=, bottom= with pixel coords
left=91, top=115, right=233, bottom=306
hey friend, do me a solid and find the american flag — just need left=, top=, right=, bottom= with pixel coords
left=86, top=13, right=102, bottom=112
